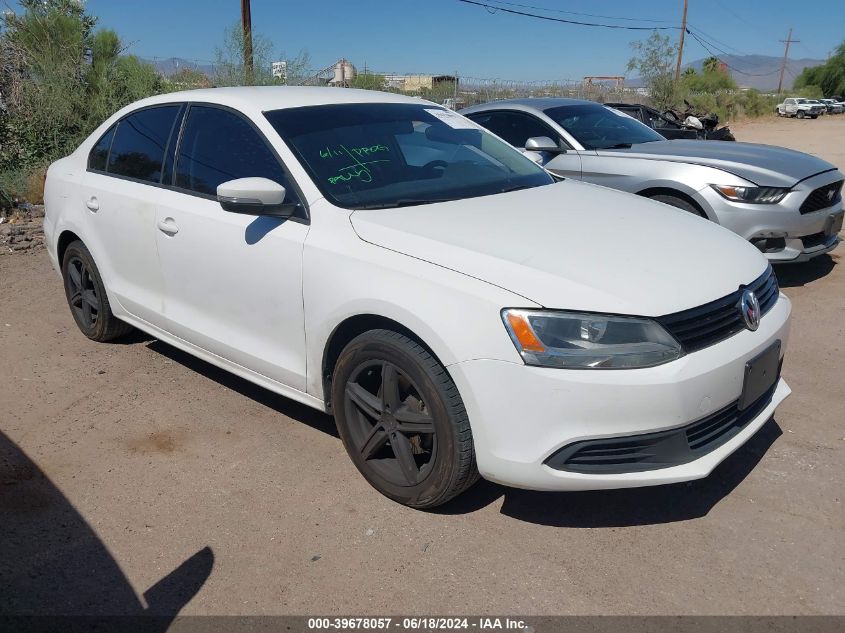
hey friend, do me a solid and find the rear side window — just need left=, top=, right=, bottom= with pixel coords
left=88, top=125, right=116, bottom=171
left=175, top=105, right=294, bottom=200
left=107, top=105, right=181, bottom=183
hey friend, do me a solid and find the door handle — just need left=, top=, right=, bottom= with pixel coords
left=85, top=197, right=99, bottom=212
left=157, top=217, right=179, bottom=236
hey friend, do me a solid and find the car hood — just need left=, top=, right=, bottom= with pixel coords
left=350, top=181, right=768, bottom=316
left=599, top=139, right=837, bottom=187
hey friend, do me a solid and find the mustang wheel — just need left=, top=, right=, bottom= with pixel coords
left=332, top=329, right=478, bottom=508
left=648, top=194, right=706, bottom=218
left=62, top=240, right=132, bottom=342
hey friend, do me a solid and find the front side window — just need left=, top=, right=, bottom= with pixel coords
left=544, top=104, right=665, bottom=150
left=175, top=105, right=294, bottom=201
left=88, top=125, right=116, bottom=171
left=107, top=105, right=181, bottom=183
left=265, top=103, right=553, bottom=210
left=465, top=110, right=558, bottom=148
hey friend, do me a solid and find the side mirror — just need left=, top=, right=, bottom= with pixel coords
left=524, top=136, right=563, bottom=153
left=217, top=177, right=297, bottom=219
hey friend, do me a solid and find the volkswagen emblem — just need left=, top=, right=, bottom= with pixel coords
left=740, top=289, right=761, bottom=331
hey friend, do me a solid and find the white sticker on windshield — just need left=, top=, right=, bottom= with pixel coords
left=425, top=108, right=480, bottom=129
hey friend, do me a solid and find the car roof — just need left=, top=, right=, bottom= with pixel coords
left=461, top=97, right=599, bottom=115
left=120, top=86, right=430, bottom=115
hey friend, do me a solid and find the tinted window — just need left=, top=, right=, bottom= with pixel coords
left=107, top=105, right=180, bottom=182
left=175, top=106, right=292, bottom=199
left=466, top=111, right=557, bottom=148
left=266, top=103, right=552, bottom=210
left=544, top=104, right=665, bottom=150
left=88, top=125, right=116, bottom=171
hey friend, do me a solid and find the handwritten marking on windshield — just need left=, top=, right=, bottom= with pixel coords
left=320, top=144, right=389, bottom=160
left=327, top=160, right=390, bottom=185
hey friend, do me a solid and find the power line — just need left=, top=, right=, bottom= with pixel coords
left=686, top=24, right=748, bottom=57
left=686, top=30, right=780, bottom=76
left=457, top=0, right=680, bottom=30
left=479, top=0, right=675, bottom=24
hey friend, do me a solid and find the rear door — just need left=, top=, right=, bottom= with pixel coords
left=79, top=104, right=182, bottom=325
left=465, top=109, right=582, bottom=179
left=154, top=104, right=310, bottom=390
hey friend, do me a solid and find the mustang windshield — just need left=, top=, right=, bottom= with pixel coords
left=544, top=104, right=665, bottom=150
left=265, top=103, right=553, bottom=209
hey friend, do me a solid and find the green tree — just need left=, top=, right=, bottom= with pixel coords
left=350, top=72, right=386, bottom=90
left=0, top=0, right=163, bottom=199
left=702, top=56, right=721, bottom=74
left=794, top=42, right=845, bottom=97
left=627, top=31, right=678, bottom=111
left=166, top=67, right=212, bottom=90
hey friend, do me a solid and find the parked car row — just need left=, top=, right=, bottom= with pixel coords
left=461, top=98, right=843, bottom=263
left=776, top=97, right=845, bottom=118
left=43, top=87, right=841, bottom=507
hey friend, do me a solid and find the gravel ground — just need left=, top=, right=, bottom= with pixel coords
left=0, top=115, right=843, bottom=616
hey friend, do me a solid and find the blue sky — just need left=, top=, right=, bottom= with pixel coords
left=19, top=0, right=845, bottom=80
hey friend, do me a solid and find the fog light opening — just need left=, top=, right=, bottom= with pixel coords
left=751, top=237, right=786, bottom=253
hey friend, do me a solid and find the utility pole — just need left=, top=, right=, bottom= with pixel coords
left=674, top=0, right=689, bottom=82
left=778, top=28, right=799, bottom=93
left=241, top=0, right=254, bottom=85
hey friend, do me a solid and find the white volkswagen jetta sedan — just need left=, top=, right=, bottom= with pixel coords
left=44, top=87, right=791, bottom=508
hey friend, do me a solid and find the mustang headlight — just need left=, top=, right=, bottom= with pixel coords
left=711, top=184, right=789, bottom=204
left=502, top=309, right=682, bottom=369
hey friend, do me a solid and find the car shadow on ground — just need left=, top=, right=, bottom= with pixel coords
left=774, top=253, right=837, bottom=287
left=436, top=418, right=783, bottom=527
left=0, top=430, right=213, bottom=622
left=142, top=339, right=781, bottom=528
left=145, top=341, right=339, bottom=438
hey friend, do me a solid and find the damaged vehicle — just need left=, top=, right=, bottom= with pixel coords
left=607, top=101, right=735, bottom=141
left=463, top=98, right=843, bottom=263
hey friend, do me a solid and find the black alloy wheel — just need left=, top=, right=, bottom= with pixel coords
left=332, top=329, right=478, bottom=508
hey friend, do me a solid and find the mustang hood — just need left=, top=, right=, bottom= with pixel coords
left=601, top=139, right=837, bottom=187
left=350, top=181, right=768, bottom=316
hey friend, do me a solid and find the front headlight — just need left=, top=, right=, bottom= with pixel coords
left=502, top=309, right=682, bottom=369
left=711, top=184, right=789, bottom=204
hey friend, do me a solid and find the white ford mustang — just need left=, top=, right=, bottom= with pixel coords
left=44, top=87, right=791, bottom=508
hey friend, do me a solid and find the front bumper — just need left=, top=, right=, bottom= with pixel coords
left=698, top=173, right=843, bottom=263
left=448, top=293, right=791, bottom=491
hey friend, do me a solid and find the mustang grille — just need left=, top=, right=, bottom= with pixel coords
left=800, top=180, right=843, bottom=214
left=656, top=267, right=778, bottom=353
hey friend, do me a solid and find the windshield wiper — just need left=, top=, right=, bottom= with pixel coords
left=598, top=143, right=633, bottom=149
left=357, top=198, right=456, bottom=210
left=499, top=184, right=535, bottom=194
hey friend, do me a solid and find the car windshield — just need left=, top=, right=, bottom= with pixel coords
left=797, top=99, right=809, bottom=103
left=543, top=104, right=666, bottom=150
left=265, top=103, right=553, bottom=210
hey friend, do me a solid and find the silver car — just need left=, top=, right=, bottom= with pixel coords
left=462, top=98, right=844, bottom=263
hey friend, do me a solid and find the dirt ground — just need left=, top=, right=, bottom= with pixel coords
left=1, top=115, right=843, bottom=617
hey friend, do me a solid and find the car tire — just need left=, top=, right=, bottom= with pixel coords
left=797, top=110, right=805, bottom=119
left=331, top=329, right=479, bottom=508
left=648, top=194, right=707, bottom=218
left=62, top=240, right=133, bottom=342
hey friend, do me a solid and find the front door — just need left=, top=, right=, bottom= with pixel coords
left=154, top=105, right=310, bottom=390
left=466, top=110, right=583, bottom=179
